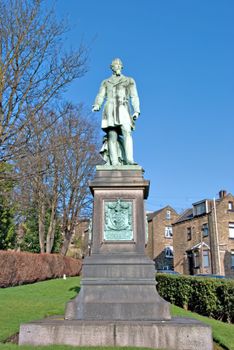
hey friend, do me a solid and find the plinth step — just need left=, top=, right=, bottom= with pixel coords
left=19, top=317, right=213, bottom=350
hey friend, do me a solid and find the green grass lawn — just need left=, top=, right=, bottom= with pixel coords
left=0, top=277, right=233, bottom=350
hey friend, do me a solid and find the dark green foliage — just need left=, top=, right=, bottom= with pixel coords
left=156, top=274, right=192, bottom=309
left=51, top=224, right=63, bottom=253
left=0, top=162, right=16, bottom=250
left=215, top=281, right=234, bottom=323
left=20, top=205, right=62, bottom=253
left=156, top=274, right=234, bottom=323
left=19, top=207, right=40, bottom=253
left=188, top=278, right=219, bottom=318
left=0, top=198, right=16, bottom=249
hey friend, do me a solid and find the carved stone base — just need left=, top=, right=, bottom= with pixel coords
left=65, top=253, right=171, bottom=321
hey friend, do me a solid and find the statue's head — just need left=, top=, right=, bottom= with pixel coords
left=110, top=58, right=123, bottom=75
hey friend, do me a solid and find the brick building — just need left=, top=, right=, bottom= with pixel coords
left=173, top=190, right=234, bottom=277
left=146, top=206, right=179, bottom=270
left=67, top=219, right=91, bottom=259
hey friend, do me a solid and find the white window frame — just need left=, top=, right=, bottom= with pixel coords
left=228, top=202, right=233, bottom=210
left=203, top=250, right=210, bottom=268
left=165, top=246, right=173, bottom=258
left=229, top=222, right=234, bottom=238
left=166, top=210, right=171, bottom=220
left=165, top=226, right=173, bottom=238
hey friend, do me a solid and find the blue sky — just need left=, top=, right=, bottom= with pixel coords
left=50, top=0, right=234, bottom=213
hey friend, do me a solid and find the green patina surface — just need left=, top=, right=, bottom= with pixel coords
left=104, top=199, right=133, bottom=241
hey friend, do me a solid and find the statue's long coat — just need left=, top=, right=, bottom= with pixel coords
left=94, top=75, right=140, bottom=132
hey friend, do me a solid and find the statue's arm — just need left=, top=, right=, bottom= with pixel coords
left=129, top=78, right=140, bottom=119
left=92, top=80, right=106, bottom=112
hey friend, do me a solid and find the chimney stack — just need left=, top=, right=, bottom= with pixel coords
left=219, top=190, right=227, bottom=199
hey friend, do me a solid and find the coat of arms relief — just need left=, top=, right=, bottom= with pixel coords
left=104, top=199, right=133, bottom=241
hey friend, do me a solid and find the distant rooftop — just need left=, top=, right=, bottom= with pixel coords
left=147, top=205, right=177, bottom=221
left=174, top=208, right=193, bottom=224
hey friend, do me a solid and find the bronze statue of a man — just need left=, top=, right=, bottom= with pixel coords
left=92, top=58, right=140, bottom=166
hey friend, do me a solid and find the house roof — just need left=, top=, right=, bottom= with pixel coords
left=147, top=205, right=177, bottom=221
left=190, top=242, right=210, bottom=250
left=147, top=208, right=165, bottom=221
left=173, top=208, right=193, bottom=224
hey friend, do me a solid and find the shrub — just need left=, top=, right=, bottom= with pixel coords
left=157, top=274, right=192, bottom=310
left=215, top=281, right=234, bottom=323
left=0, top=250, right=82, bottom=287
left=156, top=274, right=234, bottom=323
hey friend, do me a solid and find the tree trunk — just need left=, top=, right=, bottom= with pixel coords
left=46, top=199, right=57, bottom=253
left=38, top=195, right=45, bottom=253
left=46, top=217, right=56, bottom=253
left=60, top=229, right=72, bottom=256
left=46, top=168, right=58, bottom=253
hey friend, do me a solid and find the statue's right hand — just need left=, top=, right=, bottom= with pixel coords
left=92, top=105, right=100, bottom=112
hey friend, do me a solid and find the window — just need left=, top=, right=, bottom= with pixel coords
left=229, top=223, right=234, bottom=238
left=187, top=227, right=192, bottom=241
left=165, top=246, right=173, bottom=258
left=166, top=210, right=171, bottom=220
left=231, top=251, right=234, bottom=269
left=203, top=250, right=210, bottom=268
left=193, top=200, right=208, bottom=217
left=202, top=223, right=209, bottom=237
left=165, top=226, right=173, bottom=238
left=228, top=202, right=234, bottom=211
left=193, top=251, right=200, bottom=268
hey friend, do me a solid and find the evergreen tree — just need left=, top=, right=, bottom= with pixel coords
left=20, top=205, right=62, bottom=253
left=0, top=195, right=16, bottom=249
left=19, top=207, right=40, bottom=253
left=0, top=162, right=16, bottom=249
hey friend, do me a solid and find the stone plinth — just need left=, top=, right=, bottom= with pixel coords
left=19, top=317, right=213, bottom=350
left=65, top=253, right=170, bottom=321
left=65, top=166, right=170, bottom=321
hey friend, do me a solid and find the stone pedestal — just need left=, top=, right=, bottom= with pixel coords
left=65, top=166, right=170, bottom=321
left=19, top=166, right=213, bottom=349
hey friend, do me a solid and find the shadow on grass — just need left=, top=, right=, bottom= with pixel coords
left=69, top=286, right=80, bottom=293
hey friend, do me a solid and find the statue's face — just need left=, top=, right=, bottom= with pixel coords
left=111, top=62, right=122, bottom=76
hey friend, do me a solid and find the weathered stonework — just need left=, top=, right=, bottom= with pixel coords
left=19, top=317, right=213, bottom=350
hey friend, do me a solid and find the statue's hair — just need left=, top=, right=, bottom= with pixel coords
left=110, top=58, right=123, bottom=69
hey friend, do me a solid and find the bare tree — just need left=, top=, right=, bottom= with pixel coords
left=0, top=0, right=87, bottom=163
left=14, top=104, right=100, bottom=254
left=56, top=106, right=99, bottom=255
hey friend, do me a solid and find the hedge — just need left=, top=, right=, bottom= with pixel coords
left=0, top=250, right=82, bottom=287
left=156, top=274, right=234, bottom=323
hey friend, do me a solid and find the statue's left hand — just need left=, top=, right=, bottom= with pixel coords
left=132, top=112, right=139, bottom=121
